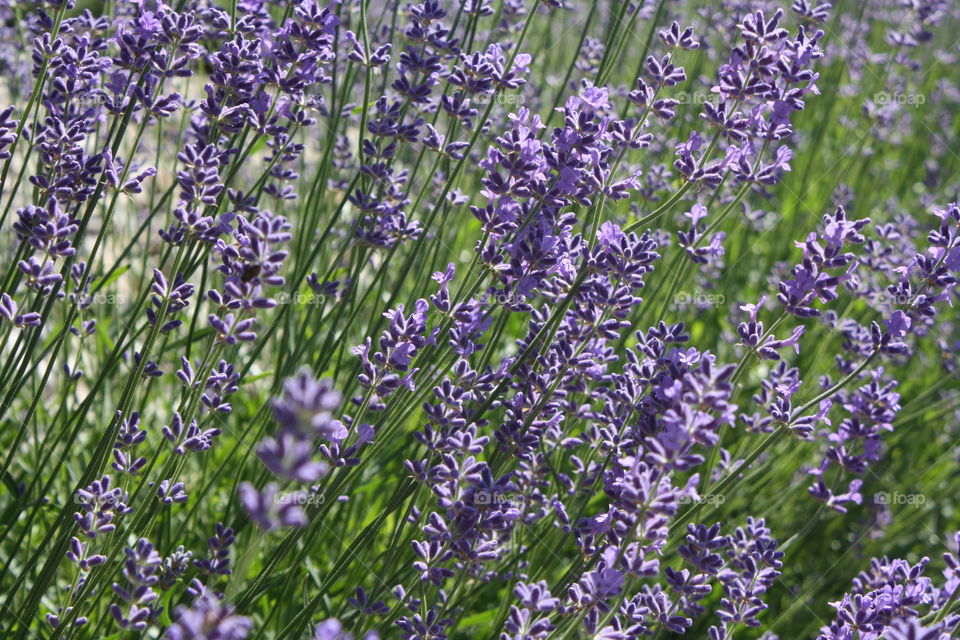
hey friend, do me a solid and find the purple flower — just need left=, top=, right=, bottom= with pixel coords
left=0, top=293, right=42, bottom=328
left=161, top=412, right=221, bottom=455
left=164, top=592, right=251, bottom=640
left=74, top=475, right=131, bottom=539
left=110, top=537, right=161, bottom=631
left=208, top=313, right=257, bottom=344
left=195, top=522, right=234, bottom=577
left=156, top=479, right=188, bottom=504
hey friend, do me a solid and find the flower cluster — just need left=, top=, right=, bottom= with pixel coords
left=0, top=1, right=957, bottom=639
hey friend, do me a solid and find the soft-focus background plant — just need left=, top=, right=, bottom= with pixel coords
left=0, top=0, right=958, bottom=638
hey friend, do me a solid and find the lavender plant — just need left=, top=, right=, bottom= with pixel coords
left=0, top=0, right=958, bottom=638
